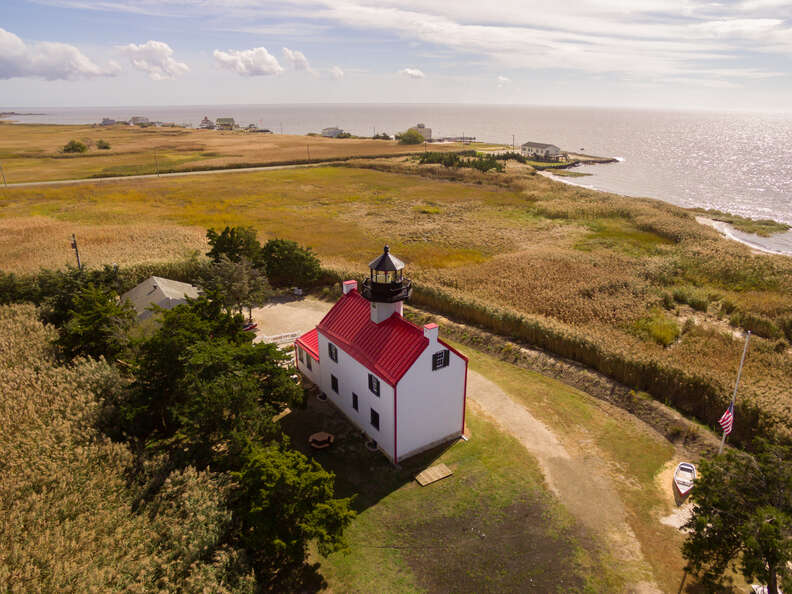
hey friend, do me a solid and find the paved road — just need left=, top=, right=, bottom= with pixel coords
left=3, top=162, right=327, bottom=188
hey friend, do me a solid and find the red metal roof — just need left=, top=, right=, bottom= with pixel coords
left=296, top=328, right=319, bottom=360
left=317, top=289, right=429, bottom=386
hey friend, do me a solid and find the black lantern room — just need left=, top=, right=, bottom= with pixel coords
left=361, top=245, right=412, bottom=303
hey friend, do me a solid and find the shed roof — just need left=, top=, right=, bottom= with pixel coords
left=121, top=276, right=199, bottom=319
left=316, top=289, right=428, bottom=386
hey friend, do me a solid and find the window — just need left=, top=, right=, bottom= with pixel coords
left=306, top=356, right=312, bottom=370
left=368, top=374, right=380, bottom=396
left=331, top=375, right=339, bottom=393
left=352, top=393, right=358, bottom=411
left=298, top=348, right=304, bottom=363
left=432, top=349, right=450, bottom=371
left=328, top=342, right=338, bottom=362
left=370, top=409, right=380, bottom=431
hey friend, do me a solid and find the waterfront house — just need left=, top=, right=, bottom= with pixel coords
left=409, top=123, right=432, bottom=140
left=100, top=118, right=116, bottom=126
left=199, top=116, right=215, bottom=129
left=129, top=116, right=149, bottom=126
left=121, top=276, right=200, bottom=321
left=521, top=141, right=561, bottom=159
left=295, top=246, right=468, bottom=464
left=321, top=127, right=344, bottom=138
left=215, top=117, right=236, bottom=130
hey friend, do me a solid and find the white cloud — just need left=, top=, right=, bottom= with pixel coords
left=213, top=47, right=284, bottom=76
left=399, top=67, right=425, bottom=79
left=497, top=75, right=511, bottom=87
left=282, top=47, right=315, bottom=74
left=0, top=27, right=118, bottom=80
left=329, top=65, right=344, bottom=79
left=118, top=40, right=189, bottom=80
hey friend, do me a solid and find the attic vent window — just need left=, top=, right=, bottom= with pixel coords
left=432, top=350, right=450, bottom=371
left=368, top=374, right=380, bottom=396
left=328, top=342, right=338, bottom=362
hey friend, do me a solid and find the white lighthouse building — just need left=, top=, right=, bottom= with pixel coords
left=295, top=246, right=468, bottom=464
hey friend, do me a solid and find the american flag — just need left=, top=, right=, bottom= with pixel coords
left=718, top=403, right=734, bottom=435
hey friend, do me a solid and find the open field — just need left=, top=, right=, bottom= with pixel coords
left=1, top=164, right=791, bottom=446
left=0, top=123, right=468, bottom=183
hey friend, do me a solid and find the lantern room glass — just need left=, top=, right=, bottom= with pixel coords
left=371, top=269, right=403, bottom=284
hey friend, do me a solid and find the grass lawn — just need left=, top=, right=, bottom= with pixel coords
left=451, top=342, right=687, bottom=593
left=282, top=390, right=620, bottom=593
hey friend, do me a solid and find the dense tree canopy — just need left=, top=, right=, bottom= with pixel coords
left=56, top=283, right=134, bottom=362
left=202, top=255, right=271, bottom=319
left=683, top=441, right=792, bottom=594
left=207, top=226, right=263, bottom=266
left=261, top=238, right=321, bottom=288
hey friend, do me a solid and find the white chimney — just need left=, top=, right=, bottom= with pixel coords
left=343, top=280, right=358, bottom=295
left=423, top=323, right=439, bottom=342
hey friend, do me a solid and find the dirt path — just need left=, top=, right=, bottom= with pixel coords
left=466, top=371, right=662, bottom=593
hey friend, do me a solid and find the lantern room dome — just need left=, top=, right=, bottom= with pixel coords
left=368, top=245, right=405, bottom=272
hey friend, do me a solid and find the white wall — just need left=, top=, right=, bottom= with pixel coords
left=396, top=336, right=466, bottom=460
left=317, top=330, right=396, bottom=461
left=295, top=344, right=321, bottom=386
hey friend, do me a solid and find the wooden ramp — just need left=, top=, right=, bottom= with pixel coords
left=415, top=463, right=453, bottom=487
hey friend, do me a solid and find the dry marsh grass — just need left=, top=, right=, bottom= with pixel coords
left=0, top=122, right=465, bottom=183
left=2, top=164, right=791, bottom=443
left=0, top=304, right=252, bottom=591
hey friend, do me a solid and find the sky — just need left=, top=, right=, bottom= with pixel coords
left=2, top=0, right=792, bottom=111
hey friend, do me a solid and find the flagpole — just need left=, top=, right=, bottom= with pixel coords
left=718, top=330, right=751, bottom=455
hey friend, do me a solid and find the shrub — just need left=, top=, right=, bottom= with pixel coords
left=261, top=238, right=320, bottom=288
left=396, top=129, right=425, bottom=144
left=96, top=139, right=111, bottom=150
left=731, top=311, right=782, bottom=339
left=633, top=310, right=681, bottom=346
left=62, top=139, right=87, bottom=153
left=672, top=287, right=709, bottom=311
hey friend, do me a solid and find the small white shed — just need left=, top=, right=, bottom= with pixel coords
left=121, top=276, right=200, bottom=320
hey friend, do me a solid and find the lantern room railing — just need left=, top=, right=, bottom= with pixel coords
left=361, top=277, right=412, bottom=303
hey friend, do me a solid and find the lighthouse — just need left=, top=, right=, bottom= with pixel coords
left=361, top=245, right=412, bottom=323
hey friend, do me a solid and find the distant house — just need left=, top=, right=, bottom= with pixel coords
left=121, top=276, right=200, bottom=321
left=409, top=123, right=432, bottom=140
left=100, top=118, right=116, bottom=126
left=520, top=142, right=561, bottom=159
left=199, top=116, right=215, bottom=130
left=215, top=117, right=236, bottom=130
left=321, top=127, right=344, bottom=138
left=129, top=116, right=149, bottom=126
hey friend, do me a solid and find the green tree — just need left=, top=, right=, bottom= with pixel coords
left=63, top=139, right=88, bottom=153
left=231, top=442, right=355, bottom=581
left=206, top=226, right=263, bottom=265
left=96, top=139, right=111, bottom=150
left=202, top=255, right=271, bottom=319
left=125, top=296, right=248, bottom=437
left=261, top=239, right=320, bottom=288
left=396, top=129, right=425, bottom=145
left=55, top=284, right=134, bottom=361
left=171, top=338, right=302, bottom=466
left=682, top=441, right=792, bottom=594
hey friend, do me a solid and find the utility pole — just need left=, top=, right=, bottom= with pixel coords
left=718, top=330, right=751, bottom=455
left=307, top=144, right=311, bottom=160
left=70, top=234, right=82, bottom=270
left=154, top=151, right=160, bottom=176
left=512, top=134, right=515, bottom=151
left=0, top=162, right=7, bottom=192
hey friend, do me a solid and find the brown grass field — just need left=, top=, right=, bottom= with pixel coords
left=1, top=162, right=791, bottom=446
left=0, top=122, right=470, bottom=183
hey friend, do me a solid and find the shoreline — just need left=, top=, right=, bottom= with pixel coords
left=540, top=170, right=792, bottom=257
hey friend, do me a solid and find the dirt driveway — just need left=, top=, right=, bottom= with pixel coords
left=250, top=296, right=332, bottom=340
